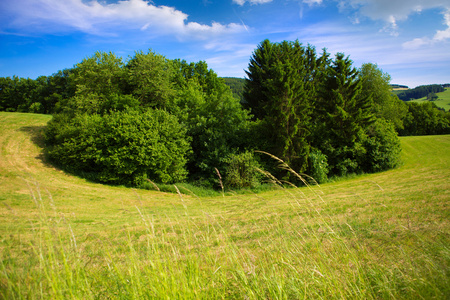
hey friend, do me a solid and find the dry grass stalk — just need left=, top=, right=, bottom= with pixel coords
left=215, top=167, right=224, bottom=197
left=146, top=178, right=160, bottom=191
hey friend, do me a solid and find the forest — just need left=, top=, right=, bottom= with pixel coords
left=396, top=84, right=445, bottom=101
left=1, top=39, right=449, bottom=189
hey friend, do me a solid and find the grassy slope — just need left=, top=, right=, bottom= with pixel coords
left=410, top=87, right=450, bottom=111
left=1, top=112, right=449, bottom=299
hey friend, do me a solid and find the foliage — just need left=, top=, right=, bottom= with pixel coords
left=307, top=149, right=329, bottom=184
left=2, top=112, right=449, bottom=299
left=38, top=51, right=251, bottom=187
left=361, top=119, right=402, bottom=172
left=223, top=151, right=262, bottom=189
left=125, top=50, right=177, bottom=109
left=5, top=44, right=448, bottom=188
left=222, top=77, right=245, bottom=103
left=314, top=53, right=374, bottom=176
left=0, top=70, right=75, bottom=114
left=399, top=101, right=450, bottom=136
left=358, top=63, right=408, bottom=131
left=175, top=79, right=251, bottom=183
left=70, top=51, right=125, bottom=98
left=397, top=84, right=445, bottom=101
left=244, top=40, right=322, bottom=175
left=45, top=108, right=191, bottom=185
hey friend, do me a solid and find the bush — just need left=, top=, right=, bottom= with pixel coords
left=361, top=119, right=402, bottom=172
left=45, top=108, right=191, bottom=186
left=307, top=149, right=329, bottom=184
left=223, top=151, right=262, bottom=189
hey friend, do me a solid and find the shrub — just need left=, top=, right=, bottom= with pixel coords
left=223, top=151, right=262, bottom=189
left=45, top=108, right=191, bottom=186
left=307, top=149, right=329, bottom=184
left=361, top=119, right=402, bottom=172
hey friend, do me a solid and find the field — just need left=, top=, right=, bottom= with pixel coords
left=410, top=87, right=450, bottom=111
left=1, top=112, right=449, bottom=299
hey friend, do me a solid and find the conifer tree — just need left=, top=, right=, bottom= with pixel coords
left=315, top=53, right=374, bottom=175
left=244, top=39, right=318, bottom=174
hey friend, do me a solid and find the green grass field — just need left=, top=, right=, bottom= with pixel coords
left=410, top=87, right=450, bottom=111
left=1, top=112, right=449, bottom=299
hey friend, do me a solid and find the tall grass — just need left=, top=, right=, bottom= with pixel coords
left=1, top=171, right=448, bottom=299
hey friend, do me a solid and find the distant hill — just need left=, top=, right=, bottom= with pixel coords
left=410, top=88, right=450, bottom=111
left=390, top=84, right=409, bottom=90
left=222, top=77, right=245, bottom=103
left=395, top=84, right=446, bottom=101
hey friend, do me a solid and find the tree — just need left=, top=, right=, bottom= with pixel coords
left=59, top=52, right=127, bottom=115
left=71, top=51, right=124, bottom=97
left=244, top=39, right=319, bottom=175
left=175, top=77, right=251, bottom=184
left=399, top=102, right=450, bottom=136
left=125, top=50, right=176, bottom=109
left=358, top=63, right=407, bottom=131
left=45, top=108, right=191, bottom=186
left=314, top=53, right=374, bottom=176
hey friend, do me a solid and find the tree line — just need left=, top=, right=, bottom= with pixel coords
left=396, top=84, right=445, bottom=101
left=0, top=41, right=449, bottom=189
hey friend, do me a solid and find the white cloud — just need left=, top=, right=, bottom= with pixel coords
left=402, top=8, right=450, bottom=48
left=338, top=0, right=450, bottom=36
left=232, top=0, right=272, bottom=6
left=1, top=0, right=245, bottom=40
left=340, top=0, right=448, bottom=21
left=402, top=37, right=430, bottom=49
left=303, top=0, right=323, bottom=6
left=433, top=9, right=450, bottom=41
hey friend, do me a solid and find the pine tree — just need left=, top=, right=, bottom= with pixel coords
left=244, top=40, right=318, bottom=174
left=315, top=53, right=374, bottom=176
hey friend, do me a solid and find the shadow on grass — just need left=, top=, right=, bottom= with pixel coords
left=18, top=125, right=61, bottom=171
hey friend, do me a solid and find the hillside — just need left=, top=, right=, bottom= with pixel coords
left=222, top=77, right=245, bottom=103
left=410, top=87, right=450, bottom=111
left=1, top=112, right=449, bottom=299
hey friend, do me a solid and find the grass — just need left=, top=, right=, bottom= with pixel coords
left=0, top=112, right=449, bottom=299
left=410, top=87, right=450, bottom=111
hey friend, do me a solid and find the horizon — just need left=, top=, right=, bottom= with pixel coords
left=1, top=0, right=450, bottom=89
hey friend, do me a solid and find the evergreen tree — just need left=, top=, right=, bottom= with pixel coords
left=315, top=53, right=374, bottom=176
left=244, top=39, right=318, bottom=174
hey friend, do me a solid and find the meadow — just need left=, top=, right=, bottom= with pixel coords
left=411, top=87, right=450, bottom=111
left=0, top=112, right=449, bottom=299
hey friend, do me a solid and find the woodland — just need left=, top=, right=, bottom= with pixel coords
left=1, top=39, right=449, bottom=189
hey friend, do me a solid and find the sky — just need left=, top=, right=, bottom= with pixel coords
left=1, top=0, right=449, bottom=88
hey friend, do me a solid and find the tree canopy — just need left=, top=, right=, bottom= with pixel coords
left=3, top=42, right=445, bottom=188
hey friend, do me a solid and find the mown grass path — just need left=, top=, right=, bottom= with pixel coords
left=1, top=112, right=449, bottom=299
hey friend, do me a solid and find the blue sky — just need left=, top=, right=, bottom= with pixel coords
left=1, top=0, right=449, bottom=88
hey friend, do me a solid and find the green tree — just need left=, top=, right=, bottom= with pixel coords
left=315, top=53, right=374, bottom=176
left=358, top=63, right=407, bottom=131
left=71, top=51, right=124, bottom=97
left=175, top=78, right=251, bottom=184
left=61, top=52, right=126, bottom=115
left=399, top=102, right=450, bottom=135
left=244, top=39, right=319, bottom=175
left=125, top=50, right=176, bottom=109
left=361, top=119, right=402, bottom=172
left=45, top=108, right=191, bottom=186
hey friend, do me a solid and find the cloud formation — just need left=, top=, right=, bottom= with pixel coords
left=338, top=0, right=450, bottom=37
left=0, top=0, right=245, bottom=40
left=232, top=0, right=273, bottom=6
left=402, top=8, right=450, bottom=48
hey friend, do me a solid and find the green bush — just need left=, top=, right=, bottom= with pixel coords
left=362, top=119, right=402, bottom=172
left=45, top=108, right=191, bottom=186
left=223, top=151, right=262, bottom=189
left=307, top=149, right=329, bottom=184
